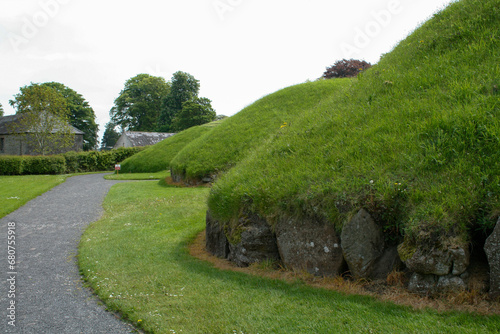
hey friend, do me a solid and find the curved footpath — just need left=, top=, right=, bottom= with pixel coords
left=0, top=174, right=137, bottom=333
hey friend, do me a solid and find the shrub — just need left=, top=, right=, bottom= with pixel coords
left=22, top=156, right=66, bottom=175
left=0, top=156, right=24, bottom=175
left=322, top=59, right=371, bottom=79
left=0, top=147, right=144, bottom=175
left=62, top=147, right=144, bottom=173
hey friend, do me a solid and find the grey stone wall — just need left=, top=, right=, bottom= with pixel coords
left=0, top=133, right=83, bottom=155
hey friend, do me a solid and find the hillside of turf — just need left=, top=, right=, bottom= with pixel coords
left=208, top=0, right=500, bottom=250
left=169, top=79, right=351, bottom=182
left=119, top=121, right=223, bottom=173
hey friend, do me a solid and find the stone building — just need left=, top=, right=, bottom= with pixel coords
left=0, top=114, right=84, bottom=155
left=113, top=131, right=175, bottom=148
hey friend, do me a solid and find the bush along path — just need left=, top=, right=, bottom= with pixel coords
left=0, top=174, right=137, bottom=333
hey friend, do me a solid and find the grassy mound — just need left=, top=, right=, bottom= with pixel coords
left=208, top=0, right=500, bottom=247
left=79, top=181, right=500, bottom=332
left=119, top=121, right=222, bottom=173
left=169, top=79, right=351, bottom=182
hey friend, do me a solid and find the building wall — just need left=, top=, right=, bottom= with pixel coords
left=73, top=134, right=84, bottom=152
left=0, top=134, right=27, bottom=155
left=0, top=133, right=84, bottom=155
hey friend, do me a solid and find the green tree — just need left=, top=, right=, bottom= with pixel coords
left=100, top=121, right=121, bottom=150
left=9, top=84, right=74, bottom=155
left=171, top=97, right=216, bottom=131
left=110, top=74, right=170, bottom=131
left=41, top=82, right=99, bottom=150
left=0, top=102, right=4, bottom=117
left=158, top=71, right=200, bottom=131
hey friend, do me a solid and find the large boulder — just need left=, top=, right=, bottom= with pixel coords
left=484, top=218, right=500, bottom=298
left=275, top=215, right=344, bottom=276
left=403, top=241, right=469, bottom=276
left=205, top=210, right=229, bottom=258
left=226, top=213, right=280, bottom=267
left=341, top=209, right=400, bottom=279
left=401, top=234, right=470, bottom=295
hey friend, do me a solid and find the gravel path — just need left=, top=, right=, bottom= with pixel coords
left=0, top=174, right=137, bottom=333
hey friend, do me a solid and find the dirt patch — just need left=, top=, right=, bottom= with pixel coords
left=161, top=177, right=211, bottom=188
left=189, top=230, right=500, bottom=315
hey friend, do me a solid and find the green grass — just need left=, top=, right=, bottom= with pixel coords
left=170, top=78, right=350, bottom=182
left=0, top=174, right=68, bottom=218
left=119, top=121, right=222, bottom=173
left=104, top=170, right=170, bottom=180
left=78, top=181, right=500, bottom=333
left=207, top=0, right=500, bottom=247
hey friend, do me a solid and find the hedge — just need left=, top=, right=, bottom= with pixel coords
left=22, top=155, right=66, bottom=175
left=0, top=147, right=144, bottom=175
left=0, top=156, right=23, bottom=175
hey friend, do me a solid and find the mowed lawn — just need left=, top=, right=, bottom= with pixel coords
left=79, top=181, right=500, bottom=333
left=0, top=174, right=67, bottom=218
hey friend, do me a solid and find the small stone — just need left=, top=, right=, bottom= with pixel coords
left=437, top=275, right=466, bottom=293
left=408, top=273, right=438, bottom=295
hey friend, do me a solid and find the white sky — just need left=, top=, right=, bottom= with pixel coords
left=0, top=0, right=454, bottom=143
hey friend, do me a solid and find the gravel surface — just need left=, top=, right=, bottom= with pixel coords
left=0, top=174, right=137, bottom=333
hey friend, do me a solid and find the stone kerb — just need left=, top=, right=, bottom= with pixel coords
left=484, top=218, right=500, bottom=298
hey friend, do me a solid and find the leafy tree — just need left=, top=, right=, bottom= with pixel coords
left=171, top=97, right=216, bottom=131
left=100, top=121, right=121, bottom=150
left=323, top=59, right=371, bottom=79
left=110, top=74, right=170, bottom=131
left=9, top=84, right=74, bottom=155
left=158, top=71, right=200, bottom=131
left=0, top=102, right=3, bottom=117
left=41, top=82, right=99, bottom=150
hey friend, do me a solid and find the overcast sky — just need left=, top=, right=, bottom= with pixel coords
left=0, top=0, right=454, bottom=143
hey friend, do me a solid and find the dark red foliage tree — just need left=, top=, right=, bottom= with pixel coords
left=323, top=59, right=372, bottom=79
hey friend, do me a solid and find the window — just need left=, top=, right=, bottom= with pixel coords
left=0, top=137, right=4, bottom=153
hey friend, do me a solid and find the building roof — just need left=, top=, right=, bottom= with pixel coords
left=122, top=131, right=175, bottom=147
left=0, top=114, right=84, bottom=135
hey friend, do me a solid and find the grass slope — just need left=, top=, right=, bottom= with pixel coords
left=170, top=79, right=351, bottom=182
left=208, top=0, right=500, bottom=248
left=79, top=181, right=500, bottom=333
left=119, top=121, right=222, bottom=173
